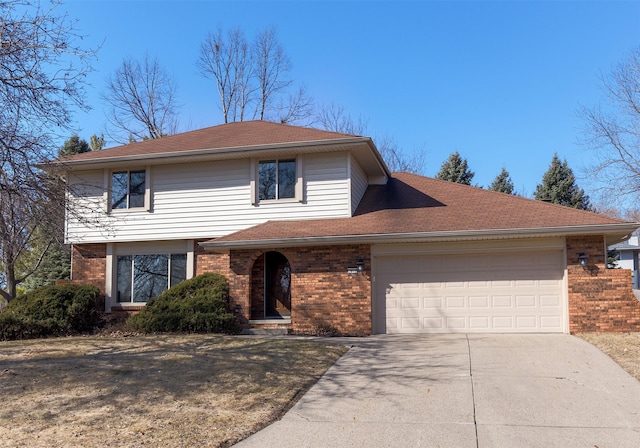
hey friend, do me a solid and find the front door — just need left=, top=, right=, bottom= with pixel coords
left=265, top=251, right=291, bottom=317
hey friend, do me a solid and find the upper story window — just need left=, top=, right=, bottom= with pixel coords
left=258, top=159, right=296, bottom=200
left=112, top=170, right=146, bottom=209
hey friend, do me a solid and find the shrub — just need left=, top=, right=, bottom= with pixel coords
left=0, top=284, right=101, bottom=340
left=126, top=273, right=239, bottom=334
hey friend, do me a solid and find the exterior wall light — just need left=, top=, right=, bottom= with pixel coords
left=347, top=258, right=365, bottom=275
left=578, top=253, right=588, bottom=268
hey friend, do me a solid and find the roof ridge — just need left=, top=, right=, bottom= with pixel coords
left=55, top=120, right=364, bottom=163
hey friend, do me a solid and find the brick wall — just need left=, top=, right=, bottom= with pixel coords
left=222, top=245, right=372, bottom=336
left=250, top=253, right=265, bottom=320
left=71, top=244, right=107, bottom=291
left=194, top=241, right=231, bottom=277
left=567, top=235, right=640, bottom=332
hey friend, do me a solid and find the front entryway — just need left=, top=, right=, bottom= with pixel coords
left=265, top=251, right=291, bottom=317
left=250, top=251, right=291, bottom=320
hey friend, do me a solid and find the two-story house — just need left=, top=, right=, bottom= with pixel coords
left=54, top=121, right=640, bottom=335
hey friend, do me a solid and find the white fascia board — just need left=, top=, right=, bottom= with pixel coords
left=200, top=223, right=640, bottom=252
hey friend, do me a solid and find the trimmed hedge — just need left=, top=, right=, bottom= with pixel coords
left=0, top=284, right=101, bottom=340
left=126, top=273, right=239, bottom=334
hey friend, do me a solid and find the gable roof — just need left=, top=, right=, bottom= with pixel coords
left=55, top=121, right=364, bottom=164
left=52, top=120, right=390, bottom=181
left=201, top=172, right=638, bottom=250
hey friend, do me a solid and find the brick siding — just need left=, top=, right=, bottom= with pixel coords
left=249, top=253, right=265, bottom=320
left=71, top=244, right=106, bottom=291
left=194, top=241, right=231, bottom=277
left=567, top=235, right=640, bottom=332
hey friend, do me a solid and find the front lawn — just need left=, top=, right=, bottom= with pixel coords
left=577, top=332, right=640, bottom=381
left=0, top=335, right=348, bottom=447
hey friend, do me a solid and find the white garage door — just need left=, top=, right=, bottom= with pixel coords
left=374, top=251, right=565, bottom=334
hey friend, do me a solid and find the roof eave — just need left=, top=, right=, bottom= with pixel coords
left=200, top=223, right=640, bottom=252
left=52, top=137, right=378, bottom=168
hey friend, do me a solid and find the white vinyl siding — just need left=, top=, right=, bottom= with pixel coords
left=66, top=152, right=352, bottom=243
left=350, top=155, right=368, bottom=215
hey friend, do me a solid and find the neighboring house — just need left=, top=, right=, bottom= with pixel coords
left=610, top=235, right=640, bottom=288
left=53, top=121, right=640, bottom=335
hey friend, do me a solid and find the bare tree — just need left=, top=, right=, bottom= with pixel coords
left=197, top=26, right=313, bottom=125
left=580, top=47, right=640, bottom=209
left=0, top=0, right=96, bottom=301
left=104, top=55, right=179, bottom=143
left=315, top=103, right=426, bottom=174
left=197, top=27, right=253, bottom=123
left=316, top=103, right=368, bottom=135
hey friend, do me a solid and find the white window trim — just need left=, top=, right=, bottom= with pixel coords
left=105, top=166, right=151, bottom=213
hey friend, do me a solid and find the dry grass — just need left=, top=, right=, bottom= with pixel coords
left=0, top=334, right=348, bottom=447
left=576, top=332, right=640, bottom=381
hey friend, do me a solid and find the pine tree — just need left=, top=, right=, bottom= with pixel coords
left=21, top=238, right=71, bottom=291
left=489, top=167, right=515, bottom=194
left=534, top=153, right=591, bottom=210
left=435, top=151, right=475, bottom=185
left=58, top=135, right=91, bottom=157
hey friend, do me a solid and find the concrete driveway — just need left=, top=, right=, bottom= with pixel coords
left=234, top=334, right=640, bottom=448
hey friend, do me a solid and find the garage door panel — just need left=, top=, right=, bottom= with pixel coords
left=401, top=297, right=420, bottom=308
left=401, top=317, right=420, bottom=329
left=423, top=297, right=443, bottom=308
left=469, top=316, right=490, bottom=329
left=515, top=295, right=535, bottom=307
left=423, top=317, right=444, bottom=330
left=492, top=296, right=513, bottom=307
left=541, top=316, right=562, bottom=328
left=375, top=250, right=565, bottom=334
left=492, top=316, right=513, bottom=329
left=469, top=296, right=489, bottom=308
left=540, top=294, right=561, bottom=307
left=516, top=316, right=537, bottom=328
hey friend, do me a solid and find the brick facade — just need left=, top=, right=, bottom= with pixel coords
left=567, top=235, right=640, bottom=332
left=194, top=240, right=231, bottom=277
left=69, top=236, right=640, bottom=335
left=71, top=244, right=107, bottom=290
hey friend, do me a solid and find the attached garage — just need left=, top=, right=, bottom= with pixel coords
left=372, top=242, right=567, bottom=334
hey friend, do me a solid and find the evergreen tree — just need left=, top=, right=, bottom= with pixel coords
left=58, top=135, right=91, bottom=157
left=489, top=167, right=515, bottom=194
left=21, top=235, right=71, bottom=291
left=534, top=153, right=591, bottom=210
left=435, top=151, right=475, bottom=185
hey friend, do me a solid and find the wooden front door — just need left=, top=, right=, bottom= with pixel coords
left=265, top=251, right=291, bottom=317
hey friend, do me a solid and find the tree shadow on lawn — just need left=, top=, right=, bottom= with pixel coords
left=0, top=335, right=347, bottom=447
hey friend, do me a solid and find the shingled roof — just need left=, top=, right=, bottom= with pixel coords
left=201, top=172, right=637, bottom=250
left=56, top=121, right=359, bottom=164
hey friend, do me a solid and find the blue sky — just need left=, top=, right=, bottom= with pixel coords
left=60, top=0, right=640, bottom=199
